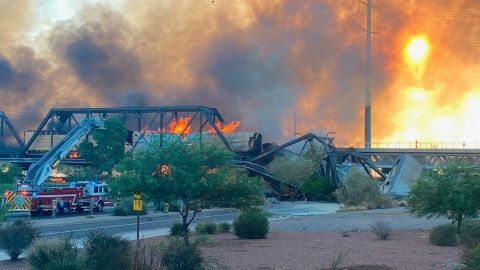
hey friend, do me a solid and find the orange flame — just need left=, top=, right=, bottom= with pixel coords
left=50, top=177, right=66, bottom=183
left=208, top=120, right=241, bottom=133
left=68, top=150, right=80, bottom=159
left=169, top=116, right=191, bottom=135
left=161, top=164, right=169, bottom=175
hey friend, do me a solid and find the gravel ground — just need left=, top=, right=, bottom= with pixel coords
left=0, top=230, right=462, bottom=270
left=201, top=231, right=462, bottom=270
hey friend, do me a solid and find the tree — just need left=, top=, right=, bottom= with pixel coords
left=112, top=141, right=263, bottom=245
left=301, top=142, right=326, bottom=170
left=79, top=118, right=127, bottom=176
left=0, top=162, right=21, bottom=184
left=334, top=168, right=391, bottom=209
left=407, top=163, right=480, bottom=232
left=267, top=155, right=314, bottom=199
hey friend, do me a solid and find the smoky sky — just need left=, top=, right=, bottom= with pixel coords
left=47, top=6, right=145, bottom=107
left=199, top=34, right=297, bottom=136
left=0, top=58, right=15, bottom=89
left=1, top=0, right=479, bottom=144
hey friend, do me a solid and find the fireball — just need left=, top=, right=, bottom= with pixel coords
left=404, top=36, right=430, bottom=65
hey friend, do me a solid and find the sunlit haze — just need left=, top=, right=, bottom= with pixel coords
left=0, top=0, right=479, bottom=146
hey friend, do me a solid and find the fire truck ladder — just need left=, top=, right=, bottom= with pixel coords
left=22, top=117, right=104, bottom=190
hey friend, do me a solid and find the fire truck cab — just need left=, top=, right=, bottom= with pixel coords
left=74, top=181, right=111, bottom=213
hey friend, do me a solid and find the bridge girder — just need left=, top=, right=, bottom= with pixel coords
left=0, top=111, right=24, bottom=157
left=23, top=106, right=233, bottom=155
left=355, top=148, right=480, bottom=169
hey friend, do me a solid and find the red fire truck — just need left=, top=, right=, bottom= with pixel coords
left=5, top=181, right=112, bottom=214
left=3, top=117, right=111, bottom=214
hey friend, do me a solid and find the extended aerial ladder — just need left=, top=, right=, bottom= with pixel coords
left=21, top=117, right=104, bottom=190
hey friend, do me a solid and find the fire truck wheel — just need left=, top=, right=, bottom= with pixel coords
left=63, top=202, right=71, bottom=214
left=76, top=206, right=84, bottom=213
left=57, top=204, right=65, bottom=215
left=95, top=201, right=104, bottom=212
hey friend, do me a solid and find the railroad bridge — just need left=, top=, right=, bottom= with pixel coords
left=3, top=106, right=480, bottom=193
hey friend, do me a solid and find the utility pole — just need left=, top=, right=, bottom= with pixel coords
left=293, top=111, right=302, bottom=137
left=365, top=0, right=372, bottom=148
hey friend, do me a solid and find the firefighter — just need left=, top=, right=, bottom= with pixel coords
left=163, top=202, right=169, bottom=213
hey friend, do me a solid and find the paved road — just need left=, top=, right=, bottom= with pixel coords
left=269, top=207, right=450, bottom=232
left=35, top=209, right=236, bottom=239
left=5, top=203, right=449, bottom=239
left=30, top=202, right=339, bottom=239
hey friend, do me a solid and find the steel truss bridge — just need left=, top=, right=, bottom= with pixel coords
left=354, top=148, right=480, bottom=169
left=2, top=106, right=480, bottom=194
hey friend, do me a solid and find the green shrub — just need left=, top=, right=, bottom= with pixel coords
left=43, top=260, right=81, bottom=270
left=461, top=220, right=480, bottom=248
left=0, top=219, right=39, bottom=260
left=334, top=168, right=392, bottom=209
left=170, top=223, right=188, bottom=237
left=195, top=222, right=217, bottom=235
left=27, top=237, right=80, bottom=270
left=113, top=205, right=128, bottom=216
left=218, top=223, right=231, bottom=233
left=462, top=244, right=480, bottom=270
left=233, top=208, right=269, bottom=239
left=371, top=220, right=392, bottom=240
left=160, top=237, right=203, bottom=270
left=302, top=176, right=336, bottom=201
left=83, top=230, right=131, bottom=270
left=430, top=224, right=458, bottom=246
left=0, top=205, right=8, bottom=221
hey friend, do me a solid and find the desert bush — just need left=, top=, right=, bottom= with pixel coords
left=461, top=220, right=480, bottom=248
left=0, top=205, right=8, bottom=221
left=0, top=219, right=39, bottom=260
left=27, top=237, right=80, bottom=270
left=195, top=222, right=217, bottom=235
left=218, top=222, right=231, bottom=233
left=233, top=208, right=269, bottom=239
left=430, top=224, right=457, bottom=246
left=84, top=230, right=131, bottom=270
left=371, top=219, right=392, bottom=240
left=462, top=244, right=480, bottom=270
left=334, top=168, right=392, bottom=209
left=302, top=175, right=337, bottom=201
left=160, top=237, right=203, bottom=270
left=330, top=249, right=349, bottom=268
left=113, top=205, right=128, bottom=216
left=134, top=240, right=163, bottom=270
left=170, top=223, right=188, bottom=237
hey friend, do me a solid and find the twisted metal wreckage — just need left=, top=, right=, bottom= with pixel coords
left=1, top=106, right=419, bottom=197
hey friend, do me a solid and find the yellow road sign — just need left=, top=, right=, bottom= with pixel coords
left=133, top=199, right=143, bottom=211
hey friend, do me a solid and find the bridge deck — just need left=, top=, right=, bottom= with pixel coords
left=346, top=148, right=480, bottom=169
